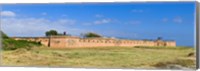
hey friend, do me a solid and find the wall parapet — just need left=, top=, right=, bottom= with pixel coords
left=11, top=36, right=176, bottom=48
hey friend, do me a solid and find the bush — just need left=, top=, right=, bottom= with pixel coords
left=2, top=38, right=41, bottom=50
left=83, top=32, right=102, bottom=38
left=45, top=30, right=58, bottom=36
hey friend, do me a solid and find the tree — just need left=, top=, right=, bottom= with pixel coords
left=45, top=30, right=58, bottom=36
left=83, top=32, right=102, bottom=38
left=157, top=37, right=162, bottom=40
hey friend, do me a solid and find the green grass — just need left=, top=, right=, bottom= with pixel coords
left=1, top=46, right=196, bottom=69
left=1, top=31, right=41, bottom=50
left=2, top=38, right=41, bottom=50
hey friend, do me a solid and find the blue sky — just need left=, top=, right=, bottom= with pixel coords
left=1, top=2, right=196, bottom=46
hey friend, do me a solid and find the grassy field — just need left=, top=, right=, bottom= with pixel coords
left=2, top=46, right=196, bottom=69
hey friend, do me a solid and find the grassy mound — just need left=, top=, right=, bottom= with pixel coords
left=1, top=31, right=41, bottom=50
left=2, top=39, right=41, bottom=50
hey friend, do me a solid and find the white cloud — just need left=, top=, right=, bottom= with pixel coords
left=162, top=17, right=183, bottom=24
left=129, top=21, right=141, bottom=24
left=131, top=9, right=144, bottom=13
left=56, top=19, right=76, bottom=25
left=82, top=23, right=92, bottom=26
left=82, top=18, right=112, bottom=26
left=173, top=17, right=182, bottom=23
left=162, top=18, right=168, bottom=22
left=1, top=17, right=78, bottom=37
left=61, top=14, right=67, bottom=17
left=0, top=11, right=16, bottom=17
left=41, top=12, right=47, bottom=15
left=94, top=19, right=111, bottom=24
left=95, top=14, right=103, bottom=18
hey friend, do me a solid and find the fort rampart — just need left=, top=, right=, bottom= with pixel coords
left=11, top=36, right=176, bottom=48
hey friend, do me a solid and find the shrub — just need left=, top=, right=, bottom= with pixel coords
left=2, top=38, right=41, bottom=50
left=83, top=32, right=102, bottom=38
left=45, top=30, right=58, bottom=36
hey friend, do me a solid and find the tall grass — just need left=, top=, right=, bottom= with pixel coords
left=2, top=46, right=196, bottom=69
left=2, top=38, right=41, bottom=50
left=1, top=31, right=41, bottom=50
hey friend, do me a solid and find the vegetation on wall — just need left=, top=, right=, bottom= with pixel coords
left=45, top=30, right=71, bottom=36
left=82, top=32, right=102, bottom=38
left=45, top=30, right=58, bottom=36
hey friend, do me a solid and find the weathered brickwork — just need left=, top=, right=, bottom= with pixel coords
left=11, top=36, right=176, bottom=48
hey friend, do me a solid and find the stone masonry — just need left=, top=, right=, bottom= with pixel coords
left=11, top=36, right=176, bottom=48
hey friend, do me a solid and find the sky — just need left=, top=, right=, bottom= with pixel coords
left=0, top=2, right=196, bottom=46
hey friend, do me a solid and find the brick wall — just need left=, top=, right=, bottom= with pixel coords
left=11, top=36, right=176, bottom=48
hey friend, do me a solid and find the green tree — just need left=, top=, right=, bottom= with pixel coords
left=157, top=37, right=162, bottom=40
left=83, top=32, right=102, bottom=38
left=45, top=30, right=58, bottom=36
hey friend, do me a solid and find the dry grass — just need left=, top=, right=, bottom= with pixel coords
left=1, top=46, right=196, bottom=69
